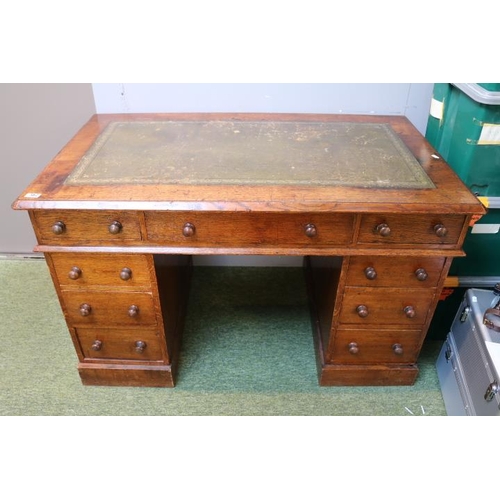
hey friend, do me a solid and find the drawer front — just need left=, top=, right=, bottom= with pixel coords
left=145, top=211, right=354, bottom=248
left=50, top=253, right=152, bottom=288
left=76, top=328, right=165, bottom=361
left=339, top=287, right=436, bottom=326
left=357, top=214, right=466, bottom=245
left=62, top=291, right=157, bottom=326
left=145, top=211, right=277, bottom=247
left=346, top=256, right=445, bottom=288
left=329, top=328, right=421, bottom=364
left=33, top=210, right=142, bottom=245
left=276, top=213, right=354, bottom=246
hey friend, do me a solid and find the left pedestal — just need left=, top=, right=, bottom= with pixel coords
left=44, top=252, right=192, bottom=387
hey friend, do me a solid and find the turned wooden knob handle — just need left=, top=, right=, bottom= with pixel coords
left=182, top=222, right=195, bottom=237
left=376, top=223, right=391, bottom=237
left=91, top=340, right=102, bottom=351
left=392, top=343, right=404, bottom=355
left=128, top=305, right=139, bottom=317
left=348, top=342, right=359, bottom=354
left=79, top=303, right=92, bottom=316
left=404, top=305, right=416, bottom=318
left=68, top=266, right=82, bottom=280
left=304, top=223, right=317, bottom=238
left=356, top=305, right=369, bottom=318
left=108, top=221, right=123, bottom=234
left=364, top=267, right=377, bottom=280
left=135, top=340, right=147, bottom=353
left=415, top=268, right=428, bottom=281
left=51, top=221, right=66, bottom=235
left=120, top=267, right=132, bottom=281
left=434, top=223, right=448, bottom=237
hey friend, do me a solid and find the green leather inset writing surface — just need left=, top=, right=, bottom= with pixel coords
left=66, top=121, right=435, bottom=189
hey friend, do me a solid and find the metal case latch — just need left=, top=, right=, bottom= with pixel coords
left=460, top=306, right=471, bottom=323
left=445, top=343, right=452, bottom=362
left=484, top=381, right=499, bottom=402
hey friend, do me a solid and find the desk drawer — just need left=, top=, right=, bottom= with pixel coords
left=33, top=210, right=142, bottom=245
left=50, top=253, right=152, bottom=288
left=61, top=291, right=157, bottom=326
left=357, top=214, right=465, bottom=246
left=145, top=211, right=354, bottom=247
left=346, top=256, right=445, bottom=288
left=329, top=328, right=421, bottom=364
left=339, top=287, right=435, bottom=326
left=145, top=211, right=277, bottom=247
left=76, top=328, right=165, bottom=361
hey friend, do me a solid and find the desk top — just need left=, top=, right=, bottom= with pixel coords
left=13, top=113, right=485, bottom=215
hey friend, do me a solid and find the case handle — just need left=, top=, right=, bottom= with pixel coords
left=483, top=307, right=500, bottom=332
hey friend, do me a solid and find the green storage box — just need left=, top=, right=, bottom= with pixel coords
left=425, top=83, right=500, bottom=339
left=426, top=83, right=500, bottom=277
left=449, top=208, right=500, bottom=277
left=426, top=83, right=500, bottom=197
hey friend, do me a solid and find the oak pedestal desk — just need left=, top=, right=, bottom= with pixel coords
left=12, top=113, right=485, bottom=387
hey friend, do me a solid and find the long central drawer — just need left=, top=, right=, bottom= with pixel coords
left=144, top=212, right=355, bottom=247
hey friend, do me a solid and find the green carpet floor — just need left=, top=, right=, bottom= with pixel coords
left=0, top=258, right=447, bottom=415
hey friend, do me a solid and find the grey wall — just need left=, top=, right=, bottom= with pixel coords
left=1, top=84, right=96, bottom=254
left=92, top=83, right=433, bottom=135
